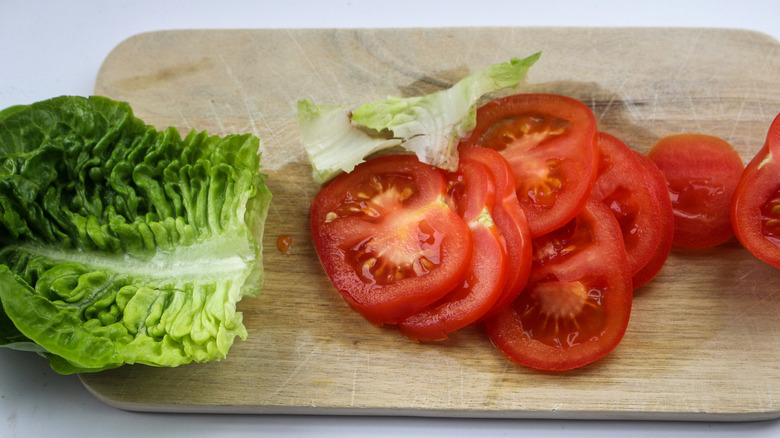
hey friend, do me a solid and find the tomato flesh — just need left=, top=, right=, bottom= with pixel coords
left=648, top=134, right=744, bottom=248
left=631, top=151, right=674, bottom=288
left=310, top=155, right=472, bottom=325
left=456, top=146, right=533, bottom=319
left=460, top=93, right=599, bottom=237
left=485, top=200, right=633, bottom=371
left=590, top=132, right=669, bottom=287
left=732, top=113, right=780, bottom=269
left=398, top=159, right=508, bottom=341
left=398, top=221, right=508, bottom=341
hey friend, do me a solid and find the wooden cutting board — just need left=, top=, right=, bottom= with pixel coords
left=80, top=27, right=780, bottom=421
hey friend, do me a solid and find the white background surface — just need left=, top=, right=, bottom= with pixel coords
left=2, top=1, right=780, bottom=437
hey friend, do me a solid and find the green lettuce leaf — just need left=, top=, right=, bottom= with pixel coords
left=0, top=95, right=271, bottom=374
left=298, top=54, right=541, bottom=184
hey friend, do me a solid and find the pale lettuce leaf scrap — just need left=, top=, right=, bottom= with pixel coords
left=298, top=53, right=541, bottom=184
left=296, top=100, right=402, bottom=184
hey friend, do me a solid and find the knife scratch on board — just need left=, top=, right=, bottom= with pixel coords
left=171, top=362, right=211, bottom=389
left=350, top=353, right=359, bottom=407
left=283, top=30, right=320, bottom=79
left=734, top=275, right=779, bottom=319
left=175, top=109, right=195, bottom=133
left=672, top=30, right=704, bottom=84
left=283, top=29, right=351, bottom=103
left=206, top=99, right=227, bottom=135
left=116, top=365, right=136, bottom=397
left=260, top=340, right=321, bottom=401
left=217, top=53, right=260, bottom=137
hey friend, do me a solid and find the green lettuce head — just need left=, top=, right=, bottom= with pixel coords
left=0, top=96, right=271, bottom=374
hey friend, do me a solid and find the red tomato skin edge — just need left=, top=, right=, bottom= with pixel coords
left=485, top=200, right=633, bottom=371
left=397, top=222, right=508, bottom=342
left=396, top=158, right=507, bottom=341
left=769, top=112, right=780, bottom=157
left=457, top=146, right=533, bottom=319
left=631, top=151, right=674, bottom=289
left=462, top=93, right=599, bottom=237
left=731, top=125, right=780, bottom=269
left=313, top=205, right=473, bottom=326
left=336, top=222, right=473, bottom=326
left=592, top=132, right=665, bottom=278
left=310, top=155, right=474, bottom=325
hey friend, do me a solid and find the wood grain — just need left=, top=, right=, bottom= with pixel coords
left=80, top=27, right=780, bottom=420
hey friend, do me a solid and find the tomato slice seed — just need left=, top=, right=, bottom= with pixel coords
left=485, top=200, right=632, bottom=371
left=761, top=190, right=780, bottom=244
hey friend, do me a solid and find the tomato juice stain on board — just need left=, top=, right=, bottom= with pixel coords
left=277, top=235, right=293, bottom=255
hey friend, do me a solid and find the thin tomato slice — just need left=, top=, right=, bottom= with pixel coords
left=398, top=159, right=508, bottom=341
left=732, top=113, right=780, bottom=269
left=460, top=93, right=599, bottom=237
left=456, top=146, right=533, bottom=319
left=631, top=151, right=674, bottom=288
left=648, top=133, right=744, bottom=248
left=310, top=154, right=472, bottom=325
left=590, top=132, right=666, bottom=283
left=485, top=199, right=633, bottom=371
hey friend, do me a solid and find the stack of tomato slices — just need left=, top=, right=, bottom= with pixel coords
left=310, top=93, right=675, bottom=371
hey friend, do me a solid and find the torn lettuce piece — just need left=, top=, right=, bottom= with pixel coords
left=0, top=95, right=272, bottom=374
left=297, top=100, right=402, bottom=184
left=298, top=54, right=541, bottom=184
left=352, top=54, right=542, bottom=171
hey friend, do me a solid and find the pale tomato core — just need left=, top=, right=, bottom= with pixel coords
left=481, top=115, right=571, bottom=208
left=336, top=174, right=448, bottom=286
left=761, top=189, right=780, bottom=245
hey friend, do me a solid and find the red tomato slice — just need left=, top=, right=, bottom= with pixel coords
left=398, top=159, right=508, bottom=341
left=485, top=199, right=633, bottom=371
left=731, top=113, right=780, bottom=269
left=631, top=151, right=674, bottom=288
left=590, top=132, right=666, bottom=283
left=456, top=146, right=533, bottom=319
left=460, top=93, right=599, bottom=237
left=310, top=154, right=473, bottom=325
left=647, top=134, right=744, bottom=248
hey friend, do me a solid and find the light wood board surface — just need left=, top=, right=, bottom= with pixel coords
left=80, top=27, right=780, bottom=421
